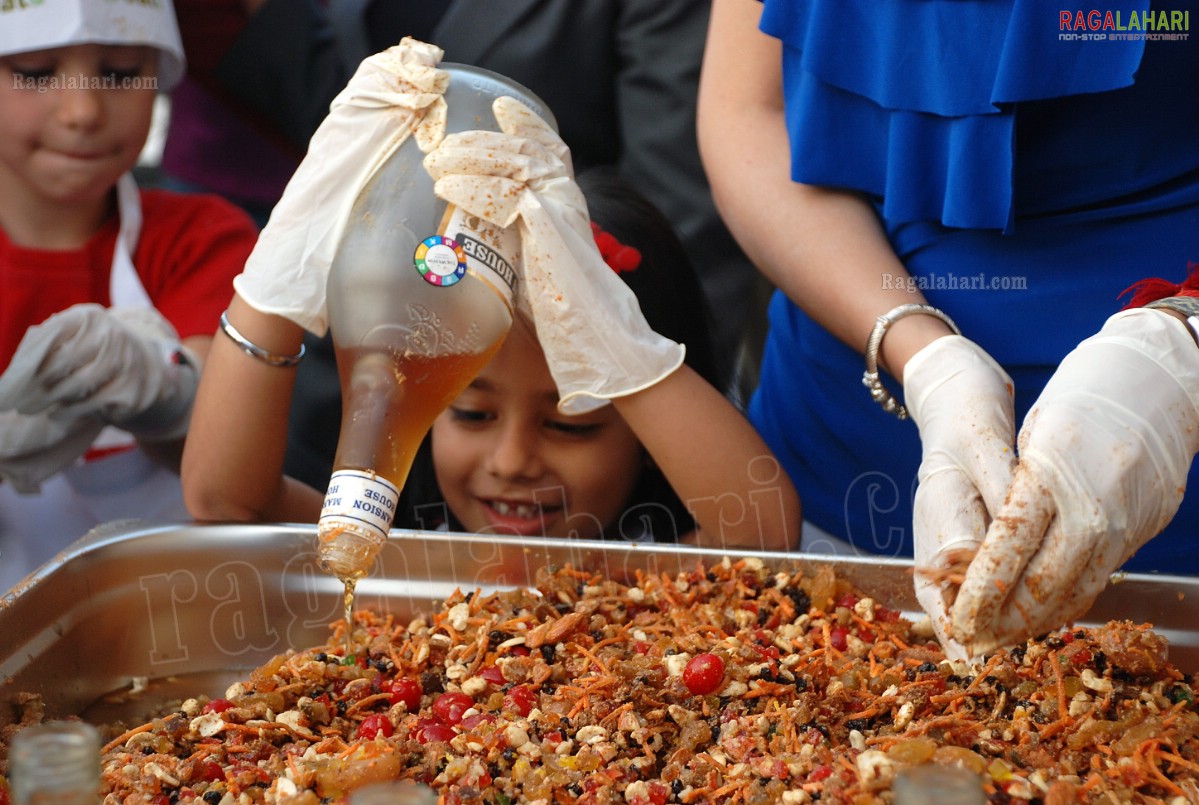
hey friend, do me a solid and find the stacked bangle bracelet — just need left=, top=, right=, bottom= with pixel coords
left=862, top=303, right=960, bottom=420
left=219, top=311, right=306, bottom=368
left=1144, top=295, right=1199, bottom=344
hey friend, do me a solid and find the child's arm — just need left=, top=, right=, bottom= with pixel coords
left=612, top=366, right=801, bottom=551
left=181, top=293, right=325, bottom=523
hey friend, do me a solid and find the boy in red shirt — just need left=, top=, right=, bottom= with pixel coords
left=0, top=0, right=258, bottom=591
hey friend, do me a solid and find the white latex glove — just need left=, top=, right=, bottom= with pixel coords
left=0, top=304, right=198, bottom=443
left=423, top=95, right=684, bottom=414
left=951, top=308, right=1199, bottom=654
left=233, top=38, right=451, bottom=335
left=0, top=410, right=102, bottom=493
left=903, top=335, right=1017, bottom=659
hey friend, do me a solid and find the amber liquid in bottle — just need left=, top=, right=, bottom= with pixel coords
left=320, top=341, right=505, bottom=649
left=330, top=347, right=505, bottom=497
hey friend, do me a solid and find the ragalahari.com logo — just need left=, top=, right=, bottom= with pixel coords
left=1060, top=8, right=1190, bottom=40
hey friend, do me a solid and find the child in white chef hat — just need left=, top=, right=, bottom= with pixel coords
left=0, top=0, right=259, bottom=593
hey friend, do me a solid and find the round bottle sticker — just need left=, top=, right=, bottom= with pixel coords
left=414, top=235, right=467, bottom=286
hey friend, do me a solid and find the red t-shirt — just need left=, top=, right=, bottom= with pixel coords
left=0, top=189, right=257, bottom=372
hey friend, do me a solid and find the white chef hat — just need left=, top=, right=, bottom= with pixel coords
left=0, top=0, right=185, bottom=91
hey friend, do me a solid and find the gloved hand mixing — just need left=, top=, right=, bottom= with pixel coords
left=903, top=335, right=1016, bottom=657
left=423, top=95, right=684, bottom=414
left=0, top=304, right=198, bottom=451
left=951, top=308, right=1199, bottom=654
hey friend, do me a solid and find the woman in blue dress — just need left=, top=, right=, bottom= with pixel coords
left=698, top=0, right=1199, bottom=655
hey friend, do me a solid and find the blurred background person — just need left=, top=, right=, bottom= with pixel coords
left=182, top=45, right=800, bottom=552
left=154, top=0, right=301, bottom=228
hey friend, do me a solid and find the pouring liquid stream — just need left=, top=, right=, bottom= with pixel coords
left=342, top=577, right=357, bottom=656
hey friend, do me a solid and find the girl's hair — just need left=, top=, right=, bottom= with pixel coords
left=395, top=167, right=723, bottom=542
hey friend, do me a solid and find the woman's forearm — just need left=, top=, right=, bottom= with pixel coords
left=697, top=0, right=952, bottom=379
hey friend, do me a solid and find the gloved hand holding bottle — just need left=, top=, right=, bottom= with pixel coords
left=423, top=95, right=685, bottom=414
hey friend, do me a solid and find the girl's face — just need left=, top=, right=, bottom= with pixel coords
left=0, top=44, right=157, bottom=214
left=432, top=319, right=644, bottom=540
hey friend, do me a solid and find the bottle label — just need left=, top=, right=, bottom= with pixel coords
left=320, top=469, right=401, bottom=540
left=414, top=205, right=518, bottom=306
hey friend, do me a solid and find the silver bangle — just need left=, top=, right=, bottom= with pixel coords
left=1144, top=296, right=1199, bottom=346
left=219, top=311, right=305, bottom=368
left=862, top=303, right=961, bottom=420
left=1144, top=295, right=1199, bottom=318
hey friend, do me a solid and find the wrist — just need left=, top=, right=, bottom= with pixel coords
left=881, top=314, right=959, bottom=379
left=1148, top=307, right=1199, bottom=348
left=1143, top=296, right=1199, bottom=348
left=862, top=304, right=961, bottom=420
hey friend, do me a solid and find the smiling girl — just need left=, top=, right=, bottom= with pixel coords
left=185, top=163, right=800, bottom=551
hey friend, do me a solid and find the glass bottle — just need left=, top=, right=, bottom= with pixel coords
left=317, top=65, right=556, bottom=581
left=349, top=781, right=438, bottom=805
left=9, top=721, right=101, bottom=805
left=893, top=764, right=986, bottom=805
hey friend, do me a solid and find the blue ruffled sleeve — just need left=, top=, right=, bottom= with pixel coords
left=760, top=0, right=1149, bottom=231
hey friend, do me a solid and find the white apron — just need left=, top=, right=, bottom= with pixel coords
left=0, top=174, right=190, bottom=593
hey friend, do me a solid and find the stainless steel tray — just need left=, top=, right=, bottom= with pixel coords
left=2, top=522, right=1197, bottom=726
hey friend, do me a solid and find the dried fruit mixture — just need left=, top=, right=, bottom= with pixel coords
left=2, top=558, right=1198, bottom=804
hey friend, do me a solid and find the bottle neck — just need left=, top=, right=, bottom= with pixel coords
left=11, top=722, right=101, bottom=805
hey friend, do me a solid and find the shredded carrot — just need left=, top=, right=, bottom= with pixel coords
left=101, top=721, right=155, bottom=753
left=742, top=683, right=790, bottom=700
left=1080, top=772, right=1106, bottom=795
left=346, top=692, right=394, bottom=714
left=1161, top=750, right=1199, bottom=774
left=579, top=675, right=618, bottom=692
left=567, top=693, right=591, bottom=719
left=710, top=781, right=743, bottom=799
left=821, top=621, right=843, bottom=664
left=967, top=654, right=1004, bottom=691
left=572, top=643, right=612, bottom=676
left=1141, top=740, right=1186, bottom=797
left=599, top=702, right=635, bottom=728
left=1048, top=649, right=1070, bottom=725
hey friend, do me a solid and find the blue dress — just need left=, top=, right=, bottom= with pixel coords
left=752, top=0, right=1199, bottom=571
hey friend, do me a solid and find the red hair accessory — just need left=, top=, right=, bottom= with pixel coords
left=1122, top=261, right=1199, bottom=309
left=590, top=221, right=641, bottom=273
